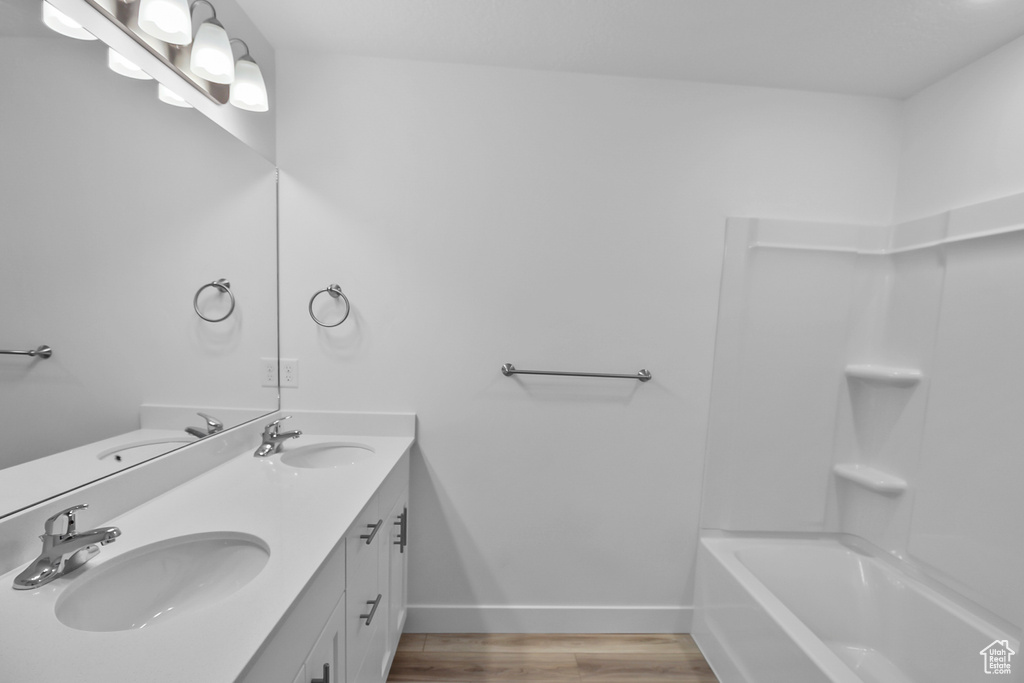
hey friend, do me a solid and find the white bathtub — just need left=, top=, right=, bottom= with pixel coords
left=692, top=535, right=1020, bottom=683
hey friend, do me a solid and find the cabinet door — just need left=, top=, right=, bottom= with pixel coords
left=304, top=595, right=345, bottom=683
left=387, top=498, right=408, bottom=662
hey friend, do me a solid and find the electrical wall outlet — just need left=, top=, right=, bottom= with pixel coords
left=281, top=358, right=299, bottom=388
left=261, top=358, right=278, bottom=387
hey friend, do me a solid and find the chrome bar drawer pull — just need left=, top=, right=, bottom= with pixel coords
left=359, top=520, right=383, bottom=545
left=310, top=663, right=329, bottom=683
left=359, top=594, right=382, bottom=626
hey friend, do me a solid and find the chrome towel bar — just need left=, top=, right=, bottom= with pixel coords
left=0, top=345, right=52, bottom=359
left=501, top=363, right=651, bottom=382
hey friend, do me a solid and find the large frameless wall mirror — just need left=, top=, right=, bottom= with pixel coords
left=0, top=0, right=278, bottom=518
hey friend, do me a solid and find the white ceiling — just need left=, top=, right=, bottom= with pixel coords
left=233, top=0, right=1024, bottom=99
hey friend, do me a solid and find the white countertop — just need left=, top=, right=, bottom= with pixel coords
left=0, top=429, right=413, bottom=682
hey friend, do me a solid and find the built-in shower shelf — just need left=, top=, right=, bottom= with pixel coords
left=845, top=364, right=922, bottom=387
left=833, top=463, right=907, bottom=494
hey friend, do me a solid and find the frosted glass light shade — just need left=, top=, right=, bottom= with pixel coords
left=42, top=1, right=96, bottom=40
left=229, top=57, right=268, bottom=112
left=190, top=20, right=234, bottom=84
left=158, top=83, right=193, bottom=108
left=108, top=48, right=153, bottom=80
left=138, top=0, right=192, bottom=45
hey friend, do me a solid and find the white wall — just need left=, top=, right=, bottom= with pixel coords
left=275, top=53, right=901, bottom=631
left=895, top=34, right=1024, bottom=222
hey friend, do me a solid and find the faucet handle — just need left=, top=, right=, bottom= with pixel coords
left=264, top=415, right=292, bottom=435
left=44, top=504, right=88, bottom=537
left=197, top=412, right=223, bottom=434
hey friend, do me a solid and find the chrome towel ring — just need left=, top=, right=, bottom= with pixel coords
left=193, top=278, right=235, bottom=323
left=309, top=284, right=351, bottom=327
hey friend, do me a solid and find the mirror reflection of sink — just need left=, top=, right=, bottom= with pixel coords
left=280, top=442, right=375, bottom=469
left=96, top=438, right=194, bottom=465
left=55, top=532, right=269, bottom=632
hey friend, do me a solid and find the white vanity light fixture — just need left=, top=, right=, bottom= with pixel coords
left=228, top=39, right=268, bottom=112
left=138, top=0, right=193, bottom=46
left=41, top=0, right=269, bottom=113
left=188, top=0, right=234, bottom=84
left=108, top=48, right=153, bottom=80
left=158, top=82, right=193, bottom=108
left=42, top=1, right=96, bottom=40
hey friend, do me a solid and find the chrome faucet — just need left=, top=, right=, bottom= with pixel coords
left=254, top=415, right=302, bottom=457
left=12, top=504, right=121, bottom=590
left=185, top=411, right=223, bottom=439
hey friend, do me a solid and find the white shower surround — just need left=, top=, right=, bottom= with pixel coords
left=698, top=191, right=1024, bottom=681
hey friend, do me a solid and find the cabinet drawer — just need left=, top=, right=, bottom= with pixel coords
left=345, top=494, right=381, bottom=574
left=346, top=552, right=383, bottom=683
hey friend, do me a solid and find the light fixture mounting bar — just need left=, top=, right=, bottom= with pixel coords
left=82, top=0, right=228, bottom=104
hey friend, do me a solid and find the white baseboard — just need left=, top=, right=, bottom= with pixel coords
left=404, top=605, right=693, bottom=633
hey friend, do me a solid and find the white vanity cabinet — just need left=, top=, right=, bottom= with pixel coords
left=243, top=451, right=409, bottom=683
left=0, top=417, right=416, bottom=683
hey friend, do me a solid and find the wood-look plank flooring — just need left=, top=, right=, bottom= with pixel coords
left=388, top=634, right=718, bottom=682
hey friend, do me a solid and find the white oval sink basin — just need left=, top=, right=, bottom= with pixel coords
left=280, top=442, right=375, bottom=469
left=96, top=438, right=193, bottom=465
left=55, top=532, right=269, bottom=632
